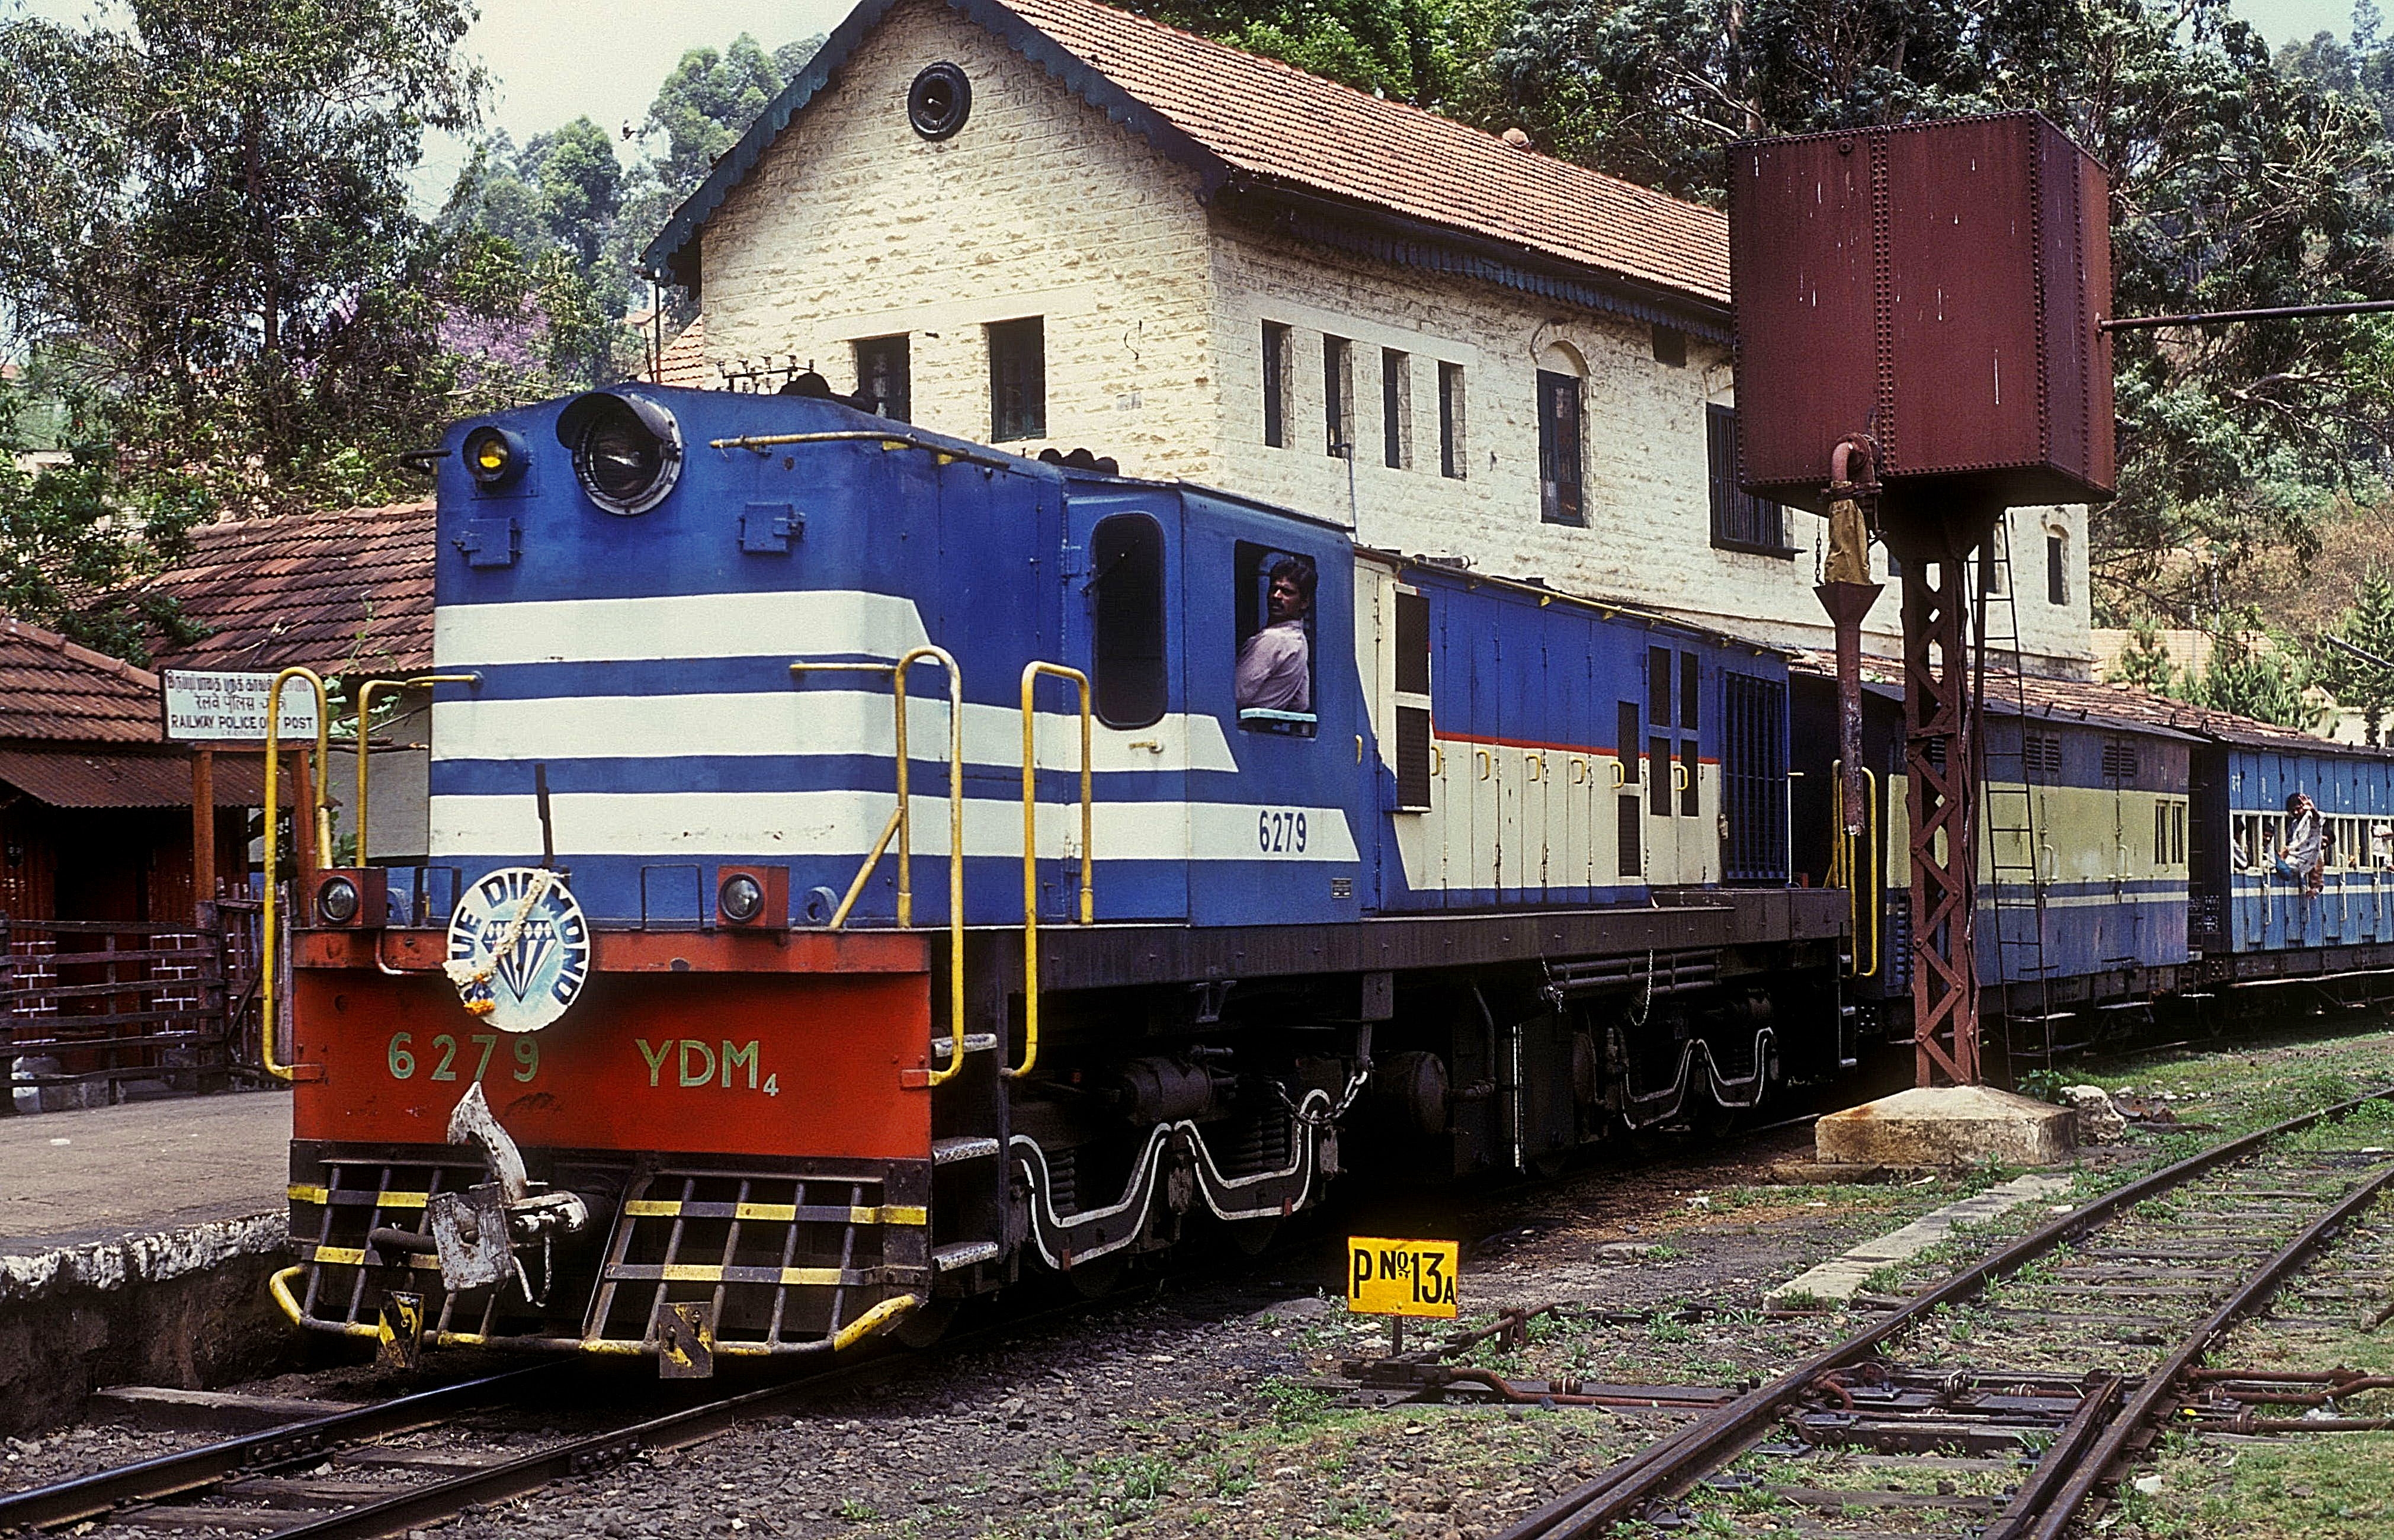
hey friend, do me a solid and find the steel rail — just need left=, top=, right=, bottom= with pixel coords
left=1995, top=1159, right=2394, bottom=1540
left=1494, top=1082, right=2394, bottom=1540
left=0, top=1366, right=562, bottom=1532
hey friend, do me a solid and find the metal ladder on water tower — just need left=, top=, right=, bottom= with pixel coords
left=1975, top=525, right=2068, bottom=1070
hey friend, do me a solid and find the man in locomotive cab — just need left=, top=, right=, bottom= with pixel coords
left=1236, top=555, right=1315, bottom=714
left=2277, top=791, right=2326, bottom=895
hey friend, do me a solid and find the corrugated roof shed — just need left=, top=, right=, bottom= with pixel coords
left=647, top=0, right=1729, bottom=312
left=1793, top=650, right=2354, bottom=753
left=149, top=501, right=434, bottom=676
left=0, top=618, right=165, bottom=745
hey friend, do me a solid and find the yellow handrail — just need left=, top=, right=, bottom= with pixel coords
left=262, top=667, right=332, bottom=1083
left=354, top=675, right=481, bottom=867
left=1013, top=662, right=1093, bottom=1082
left=1830, top=762, right=1882, bottom=980
left=791, top=650, right=969, bottom=1086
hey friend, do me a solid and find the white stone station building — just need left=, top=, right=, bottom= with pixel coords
left=641, top=0, right=2096, bottom=675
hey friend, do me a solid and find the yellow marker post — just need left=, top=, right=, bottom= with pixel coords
left=1346, top=1235, right=1459, bottom=1356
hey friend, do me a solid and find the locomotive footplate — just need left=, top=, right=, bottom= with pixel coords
left=276, top=1143, right=928, bottom=1369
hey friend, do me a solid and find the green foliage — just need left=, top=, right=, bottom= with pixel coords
left=1135, top=0, right=1505, bottom=111
left=645, top=34, right=790, bottom=199
left=2318, top=566, right=2394, bottom=743
left=1479, top=0, right=2394, bottom=602
left=2105, top=616, right=2179, bottom=694
left=0, top=0, right=487, bottom=519
left=2177, top=618, right=2328, bottom=729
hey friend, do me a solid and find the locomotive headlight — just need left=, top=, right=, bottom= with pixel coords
left=719, top=872, right=765, bottom=925
left=317, top=875, right=361, bottom=925
left=555, top=392, right=683, bottom=515
left=462, top=425, right=528, bottom=488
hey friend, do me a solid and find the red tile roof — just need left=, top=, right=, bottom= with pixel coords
left=646, top=0, right=1729, bottom=310
left=148, top=502, right=435, bottom=677
left=0, top=618, right=165, bottom=745
left=656, top=317, right=711, bottom=387
left=1005, top=0, right=1729, bottom=305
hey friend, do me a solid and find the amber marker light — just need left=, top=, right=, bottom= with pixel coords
left=463, top=425, right=528, bottom=488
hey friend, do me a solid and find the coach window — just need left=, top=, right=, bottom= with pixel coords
left=1394, top=588, right=1432, bottom=810
left=1234, top=543, right=1317, bottom=736
left=1616, top=701, right=1643, bottom=875
left=988, top=316, right=1045, bottom=441
left=1091, top=514, right=1167, bottom=730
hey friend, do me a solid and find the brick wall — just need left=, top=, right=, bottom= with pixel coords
left=696, top=0, right=2096, bottom=674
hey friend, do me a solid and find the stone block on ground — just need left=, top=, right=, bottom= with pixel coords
left=1813, top=1085, right=2075, bottom=1169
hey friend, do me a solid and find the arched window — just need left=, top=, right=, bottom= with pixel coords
left=1091, top=514, right=1168, bottom=729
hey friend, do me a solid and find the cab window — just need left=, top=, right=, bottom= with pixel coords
left=1234, top=543, right=1316, bottom=735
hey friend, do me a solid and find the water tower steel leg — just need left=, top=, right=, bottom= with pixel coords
left=1903, top=558, right=1981, bottom=1086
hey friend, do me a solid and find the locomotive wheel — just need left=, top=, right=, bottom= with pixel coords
left=1064, top=1252, right=1130, bottom=1299
left=892, top=1298, right=956, bottom=1348
left=1229, top=1215, right=1281, bottom=1256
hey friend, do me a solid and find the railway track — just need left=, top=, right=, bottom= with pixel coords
left=1494, top=1085, right=2394, bottom=1539
left=0, top=1283, right=1119, bottom=1540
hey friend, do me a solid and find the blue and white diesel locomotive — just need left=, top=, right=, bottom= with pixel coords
left=275, top=381, right=2394, bottom=1369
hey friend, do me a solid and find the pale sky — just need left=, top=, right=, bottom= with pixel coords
left=11, top=0, right=2378, bottom=209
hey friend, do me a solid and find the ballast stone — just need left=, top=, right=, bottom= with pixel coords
left=1813, top=1085, right=2076, bottom=1169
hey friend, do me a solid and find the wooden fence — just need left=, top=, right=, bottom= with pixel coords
left=1, top=900, right=264, bottom=1113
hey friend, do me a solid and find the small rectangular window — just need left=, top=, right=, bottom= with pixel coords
left=1651, top=325, right=1687, bottom=367
left=1438, top=362, right=1466, bottom=480
left=2047, top=532, right=2068, bottom=605
left=1382, top=349, right=1411, bottom=469
left=1648, top=648, right=1673, bottom=730
left=2174, top=803, right=2186, bottom=864
left=1261, top=322, right=1291, bottom=448
left=1649, top=737, right=1672, bottom=816
left=1679, top=740, right=1699, bottom=817
left=1323, top=335, right=1353, bottom=458
left=988, top=316, right=1044, bottom=441
left=853, top=334, right=911, bottom=422
left=1706, top=404, right=1787, bottom=553
left=2155, top=802, right=2167, bottom=865
left=1616, top=702, right=1639, bottom=772
left=1679, top=653, right=1700, bottom=734
left=1537, top=370, right=1584, bottom=525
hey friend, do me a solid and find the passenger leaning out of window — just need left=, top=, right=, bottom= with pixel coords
left=1235, top=557, right=1313, bottom=713
left=2276, top=791, right=2325, bottom=894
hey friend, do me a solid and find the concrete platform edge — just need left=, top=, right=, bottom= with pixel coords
left=1, top=1212, right=288, bottom=1305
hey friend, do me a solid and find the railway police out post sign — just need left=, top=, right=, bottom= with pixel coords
left=1347, top=1236, right=1460, bottom=1319
left=162, top=669, right=321, bottom=742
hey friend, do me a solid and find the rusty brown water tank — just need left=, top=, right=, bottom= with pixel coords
left=1730, top=113, right=2113, bottom=550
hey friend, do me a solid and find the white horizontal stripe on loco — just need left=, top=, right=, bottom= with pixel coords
left=436, top=591, right=932, bottom=668
left=431, top=692, right=1239, bottom=774
left=430, top=792, right=1360, bottom=864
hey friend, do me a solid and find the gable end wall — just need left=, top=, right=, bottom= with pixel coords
left=696, top=0, right=1219, bottom=479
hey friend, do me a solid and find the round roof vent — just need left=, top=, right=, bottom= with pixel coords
left=908, top=63, right=972, bottom=140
